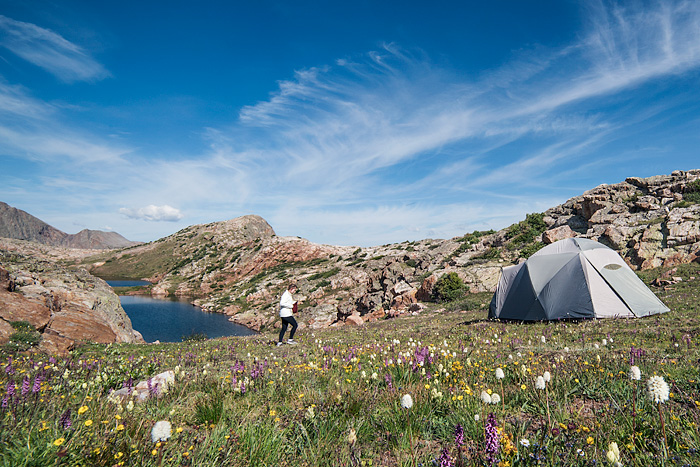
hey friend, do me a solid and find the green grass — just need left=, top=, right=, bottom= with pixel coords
left=1, top=263, right=699, bottom=466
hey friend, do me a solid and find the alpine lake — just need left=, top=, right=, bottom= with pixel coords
left=106, top=280, right=256, bottom=343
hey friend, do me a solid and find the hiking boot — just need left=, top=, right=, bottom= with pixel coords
left=276, top=342, right=284, bottom=347
left=287, top=339, right=298, bottom=345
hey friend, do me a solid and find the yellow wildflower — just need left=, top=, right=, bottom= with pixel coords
left=53, top=438, right=65, bottom=446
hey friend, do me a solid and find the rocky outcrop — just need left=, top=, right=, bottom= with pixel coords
left=535, top=170, right=700, bottom=269
left=0, top=251, right=144, bottom=354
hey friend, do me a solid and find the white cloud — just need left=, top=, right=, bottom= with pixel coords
left=0, top=15, right=109, bottom=82
left=119, top=205, right=184, bottom=222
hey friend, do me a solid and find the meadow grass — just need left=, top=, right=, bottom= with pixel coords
left=1, top=265, right=699, bottom=466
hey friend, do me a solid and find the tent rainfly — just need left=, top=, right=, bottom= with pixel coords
left=489, top=238, right=669, bottom=320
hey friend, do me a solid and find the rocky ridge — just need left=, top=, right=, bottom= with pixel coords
left=0, top=201, right=140, bottom=249
left=0, top=247, right=144, bottom=354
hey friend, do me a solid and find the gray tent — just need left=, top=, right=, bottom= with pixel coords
left=489, top=238, right=669, bottom=320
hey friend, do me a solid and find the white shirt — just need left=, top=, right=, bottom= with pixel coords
left=279, top=290, right=295, bottom=318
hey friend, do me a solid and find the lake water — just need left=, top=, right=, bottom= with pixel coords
left=107, top=280, right=152, bottom=287
left=115, top=294, right=256, bottom=343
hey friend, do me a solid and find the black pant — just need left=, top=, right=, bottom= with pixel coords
left=279, top=316, right=298, bottom=342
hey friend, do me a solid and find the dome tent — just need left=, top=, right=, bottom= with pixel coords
left=489, top=238, right=669, bottom=320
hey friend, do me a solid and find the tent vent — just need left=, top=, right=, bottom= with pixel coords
left=604, top=264, right=622, bottom=270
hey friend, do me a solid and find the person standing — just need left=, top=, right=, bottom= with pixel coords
left=277, top=283, right=299, bottom=346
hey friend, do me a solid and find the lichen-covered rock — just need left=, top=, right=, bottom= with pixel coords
left=0, top=253, right=143, bottom=353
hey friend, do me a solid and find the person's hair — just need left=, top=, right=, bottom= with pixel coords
left=288, top=283, right=298, bottom=290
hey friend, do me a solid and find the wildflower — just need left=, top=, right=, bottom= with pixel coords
left=629, top=366, right=641, bottom=381
left=587, top=436, right=594, bottom=445
left=490, top=393, right=501, bottom=404
left=606, top=442, right=622, bottom=466
left=495, top=368, right=505, bottom=379
left=59, top=409, right=72, bottom=430
left=520, top=438, right=530, bottom=447
left=647, top=376, right=670, bottom=403
left=535, top=376, right=546, bottom=390
left=347, top=428, right=357, bottom=446
left=53, top=437, right=65, bottom=446
left=85, top=420, right=93, bottom=427
left=126, top=400, right=134, bottom=412
left=454, top=423, right=464, bottom=447
left=543, top=371, right=551, bottom=383
left=151, top=421, right=172, bottom=442
left=540, top=336, right=546, bottom=344
left=480, top=391, right=492, bottom=404
left=401, top=394, right=413, bottom=409
left=21, top=377, right=30, bottom=396
left=32, top=375, right=42, bottom=393
left=438, top=448, right=453, bottom=467
left=78, top=405, right=88, bottom=415
left=305, top=406, right=315, bottom=420
left=484, top=413, right=499, bottom=463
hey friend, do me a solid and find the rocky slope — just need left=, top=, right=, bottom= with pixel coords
left=0, top=201, right=140, bottom=249
left=0, top=246, right=144, bottom=354
left=79, top=170, right=700, bottom=334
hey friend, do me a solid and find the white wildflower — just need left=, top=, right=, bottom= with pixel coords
left=535, top=376, right=546, bottom=390
left=495, top=368, right=505, bottom=380
left=540, top=336, right=546, bottom=344
left=480, top=391, right=492, bottom=404
left=543, top=371, right=551, bottom=383
left=151, top=420, right=172, bottom=442
left=647, top=375, right=670, bottom=403
left=401, top=394, right=413, bottom=409
left=520, top=438, right=530, bottom=447
left=606, top=441, right=621, bottom=466
left=490, top=393, right=501, bottom=404
left=629, top=366, right=641, bottom=381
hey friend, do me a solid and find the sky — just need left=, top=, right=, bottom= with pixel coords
left=1, top=0, right=699, bottom=247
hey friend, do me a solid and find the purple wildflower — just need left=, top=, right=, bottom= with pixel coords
left=59, top=409, right=72, bottom=430
left=21, top=376, right=30, bottom=397
left=484, top=413, right=499, bottom=465
left=4, top=357, right=14, bottom=375
left=438, top=448, right=454, bottom=467
left=1, top=396, right=7, bottom=409
left=147, top=378, right=159, bottom=397
left=384, top=372, right=393, bottom=389
left=454, top=423, right=464, bottom=447
left=123, top=377, right=134, bottom=395
left=6, top=380, right=15, bottom=398
left=32, top=375, right=42, bottom=394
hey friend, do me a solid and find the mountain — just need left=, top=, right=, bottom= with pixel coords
left=0, top=201, right=140, bottom=249
left=78, top=169, right=700, bottom=333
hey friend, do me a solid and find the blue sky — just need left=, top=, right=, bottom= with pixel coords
left=1, top=0, right=699, bottom=246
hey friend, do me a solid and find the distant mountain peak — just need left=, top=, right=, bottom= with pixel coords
left=0, top=201, right=140, bottom=249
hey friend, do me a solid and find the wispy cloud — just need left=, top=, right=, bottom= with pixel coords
left=119, top=205, right=184, bottom=222
left=0, top=15, right=109, bottom=82
left=2, top=1, right=700, bottom=246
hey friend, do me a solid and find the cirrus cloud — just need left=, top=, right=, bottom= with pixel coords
left=119, top=205, right=184, bottom=222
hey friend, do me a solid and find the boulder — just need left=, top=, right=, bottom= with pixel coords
left=345, top=313, right=364, bottom=326
left=542, top=225, right=576, bottom=245
left=416, top=274, right=437, bottom=301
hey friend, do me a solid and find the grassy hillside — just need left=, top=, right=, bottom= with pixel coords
left=1, top=263, right=698, bottom=466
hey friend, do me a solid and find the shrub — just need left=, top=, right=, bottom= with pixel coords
left=182, top=331, right=208, bottom=342
left=432, top=272, right=468, bottom=302
left=684, top=179, right=700, bottom=203
left=520, top=241, right=545, bottom=258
